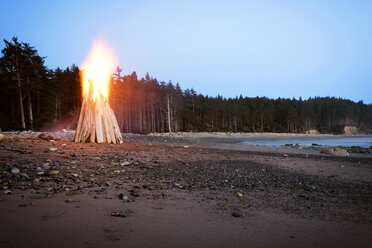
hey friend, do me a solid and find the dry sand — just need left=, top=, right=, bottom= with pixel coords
left=0, top=132, right=371, bottom=248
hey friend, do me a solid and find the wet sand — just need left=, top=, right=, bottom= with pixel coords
left=0, top=132, right=371, bottom=247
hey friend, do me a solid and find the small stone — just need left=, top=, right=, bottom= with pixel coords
left=120, top=161, right=130, bottom=166
left=130, top=190, right=140, bottom=197
left=42, top=163, right=50, bottom=170
left=111, top=162, right=119, bottom=166
left=283, top=154, right=289, bottom=157
left=183, top=145, right=189, bottom=148
left=50, top=170, right=59, bottom=175
left=237, top=192, right=243, bottom=198
left=119, top=194, right=128, bottom=201
left=37, top=171, right=45, bottom=176
left=49, top=148, right=58, bottom=152
left=232, top=211, right=245, bottom=218
left=62, top=143, right=67, bottom=147
left=4, top=190, right=12, bottom=194
left=111, top=210, right=127, bottom=218
left=0, top=133, right=5, bottom=143
left=20, top=173, right=30, bottom=179
left=105, top=182, right=111, bottom=187
left=65, top=199, right=73, bottom=203
left=54, top=161, right=60, bottom=166
left=11, top=167, right=20, bottom=174
left=89, top=157, right=101, bottom=160
left=70, top=173, right=79, bottom=177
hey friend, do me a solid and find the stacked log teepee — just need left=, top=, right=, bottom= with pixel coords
left=74, top=79, right=123, bottom=144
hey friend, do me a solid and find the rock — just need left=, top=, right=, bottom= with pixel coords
left=49, top=148, right=58, bottom=152
left=89, top=157, right=101, bottom=160
left=50, top=170, right=59, bottom=175
left=344, top=126, right=359, bottom=135
left=111, top=162, right=119, bottom=166
left=120, top=161, right=130, bottom=166
left=38, top=133, right=54, bottom=141
left=11, top=167, right=20, bottom=174
left=4, top=190, right=12, bottom=194
left=119, top=194, right=128, bottom=201
left=321, top=147, right=349, bottom=157
left=232, top=211, right=245, bottom=218
left=20, top=173, right=30, bottom=179
left=283, top=154, right=289, bottom=157
left=62, top=143, right=67, bottom=147
left=37, top=171, right=45, bottom=176
left=174, top=182, right=182, bottom=189
left=65, top=199, right=73, bottom=203
left=237, top=192, right=243, bottom=198
left=111, top=210, right=127, bottom=218
left=0, top=133, right=5, bottom=143
left=70, top=173, right=79, bottom=177
left=105, top=182, right=111, bottom=187
left=305, top=129, right=319, bottom=134
left=42, top=163, right=50, bottom=170
left=130, top=190, right=140, bottom=197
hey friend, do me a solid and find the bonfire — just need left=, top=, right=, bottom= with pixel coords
left=74, top=41, right=123, bottom=144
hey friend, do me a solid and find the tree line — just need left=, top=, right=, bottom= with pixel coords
left=1, top=38, right=371, bottom=133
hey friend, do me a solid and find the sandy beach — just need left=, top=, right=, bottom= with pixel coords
left=0, top=132, right=371, bottom=247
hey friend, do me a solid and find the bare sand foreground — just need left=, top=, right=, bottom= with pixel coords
left=0, top=132, right=371, bottom=248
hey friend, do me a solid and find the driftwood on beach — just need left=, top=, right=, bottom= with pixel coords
left=74, top=80, right=123, bottom=144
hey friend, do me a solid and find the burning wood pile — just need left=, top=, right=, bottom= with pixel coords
left=74, top=41, right=123, bottom=144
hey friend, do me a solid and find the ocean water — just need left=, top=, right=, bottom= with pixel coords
left=241, top=136, right=372, bottom=148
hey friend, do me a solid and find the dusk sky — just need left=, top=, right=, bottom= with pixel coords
left=1, top=0, right=371, bottom=103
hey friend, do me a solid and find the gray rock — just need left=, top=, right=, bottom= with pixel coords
left=11, top=167, right=20, bottom=174
left=321, top=147, right=349, bottom=157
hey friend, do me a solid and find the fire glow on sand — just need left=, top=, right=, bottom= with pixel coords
left=74, top=40, right=123, bottom=144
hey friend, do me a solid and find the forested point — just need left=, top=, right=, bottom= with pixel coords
left=1, top=37, right=372, bottom=134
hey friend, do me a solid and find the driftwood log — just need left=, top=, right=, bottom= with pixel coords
left=74, top=80, right=123, bottom=144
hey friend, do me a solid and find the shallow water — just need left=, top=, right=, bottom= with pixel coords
left=241, top=136, right=372, bottom=148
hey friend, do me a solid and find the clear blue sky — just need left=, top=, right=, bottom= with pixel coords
left=1, top=0, right=371, bottom=103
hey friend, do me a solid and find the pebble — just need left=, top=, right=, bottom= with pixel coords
left=62, top=143, right=67, bottom=147
left=111, top=210, right=127, bottom=218
left=11, top=167, right=20, bottom=174
left=50, top=170, right=59, bottom=175
left=130, top=190, right=140, bottom=197
left=89, top=157, right=101, bottom=160
left=232, top=211, right=245, bottom=218
left=4, top=190, right=12, bottom=194
left=20, top=173, right=30, bottom=179
left=49, top=148, right=58, bottom=152
left=37, top=171, right=45, bottom=176
left=65, top=199, right=73, bottom=203
left=70, top=173, right=79, bottom=177
left=119, top=194, right=128, bottom=201
left=120, top=161, right=130, bottom=166
left=105, top=182, right=112, bottom=187
left=237, top=192, right=243, bottom=198
left=0, top=133, right=5, bottom=143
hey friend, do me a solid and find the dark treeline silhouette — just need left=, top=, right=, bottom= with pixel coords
left=1, top=38, right=372, bottom=133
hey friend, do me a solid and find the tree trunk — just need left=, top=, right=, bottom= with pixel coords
left=15, top=60, right=26, bottom=129
left=167, top=93, right=172, bottom=133
left=27, top=91, right=33, bottom=130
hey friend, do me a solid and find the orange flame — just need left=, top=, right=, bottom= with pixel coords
left=81, top=40, right=117, bottom=102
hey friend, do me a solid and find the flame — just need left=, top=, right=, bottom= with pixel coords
left=81, top=40, right=117, bottom=102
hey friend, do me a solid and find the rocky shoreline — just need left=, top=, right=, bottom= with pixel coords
left=0, top=132, right=371, bottom=247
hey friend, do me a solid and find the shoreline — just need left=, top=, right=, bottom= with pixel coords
left=0, top=132, right=371, bottom=247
